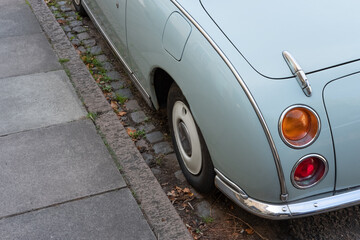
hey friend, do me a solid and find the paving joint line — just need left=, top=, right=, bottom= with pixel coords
left=0, top=69, right=69, bottom=83
left=0, top=187, right=126, bottom=221
left=0, top=31, right=44, bottom=41
left=0, top=118, right=88, bottom=139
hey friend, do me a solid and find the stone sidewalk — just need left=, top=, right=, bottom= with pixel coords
left=0, top=0, right=157, bottom=239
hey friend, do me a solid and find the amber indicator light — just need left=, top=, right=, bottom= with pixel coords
left=281, top=107, right=319, bottom=147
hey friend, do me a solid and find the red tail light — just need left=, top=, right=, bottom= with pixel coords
left=292, top=155, right=328, bottom=189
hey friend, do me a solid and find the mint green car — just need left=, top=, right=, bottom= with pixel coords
left=73, top=0, right=360, bottom=219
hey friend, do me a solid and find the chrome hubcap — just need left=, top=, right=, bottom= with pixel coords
left=172, top=101, right=202, bottom=175
left=178, top=121, right=192, bottom=157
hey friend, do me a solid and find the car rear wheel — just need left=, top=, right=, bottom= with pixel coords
left=167, top=83, right=215, bottom=193
left=72, top=0, right=87, bottom=17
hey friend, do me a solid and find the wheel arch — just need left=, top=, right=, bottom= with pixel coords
left=151, top=68, right=175, bottom=110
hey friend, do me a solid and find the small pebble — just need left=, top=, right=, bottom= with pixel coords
left=60, top=6, right=72, bottom=12
left=115, top=88, right=133, bottom=99
left=71, top=38, right=81, bottom=46
left=142, top=153, right=154, bottom=165
left=102, top=62, right=114, bottom=71
left=58, top=1, right=67, bottom=6
left=77, top=32, right=91, bottom=41
left=89, top=45, right=102, bottom=55
left=62, top=25, right=71, bottom=32
left=151, top=167, right=161, bottom=175
left=146, top=131, right=164, bottom=144
left=153, top=142, right=173, bottom=155
left=138, top=124, right=156, bottom=133
left=110, top=81, right=126, bottom=91
left=129, top=111, right=147, bottom=124
left=107, top=71, right=122, bottom=81
left=95, top=54, right=108, bottom=63
left=69, top=20, right=82, bottom=28
left=77, top=46, right=87, bottom=54
left=83, top=39, right=96, bottom=48
left=73, top=26, right=86, bottom=33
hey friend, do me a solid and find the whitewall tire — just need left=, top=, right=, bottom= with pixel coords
left=167, top=83, right=215, bottom=193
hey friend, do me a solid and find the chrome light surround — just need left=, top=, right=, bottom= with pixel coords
left=279, top=105, right=321, bottom=149
left=291, top=154, right=329, bottom=189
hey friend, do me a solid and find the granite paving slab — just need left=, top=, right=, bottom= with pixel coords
left=0, top=2, right=42, bottom=38
left=0, top=189, right=155, bottom=240
left=0, top=70, right=86, bottom=136
left=0, top=33, right=61, bottom=79
left=0, top=0, right=24, bottom=7
left=0, top=119, right=125, bottom=218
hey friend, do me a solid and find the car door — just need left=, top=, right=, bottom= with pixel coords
left=83, top=0, right=129, bottom=66
left=126, top=0, right=174, bottom=94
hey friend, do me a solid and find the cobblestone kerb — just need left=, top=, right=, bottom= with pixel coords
left=28, top=0, right=191, bottom=239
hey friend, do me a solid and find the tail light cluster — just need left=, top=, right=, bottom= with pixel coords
left=291, top=155, right=328, bottom=189
left=279, top=105, right=327, bottom=188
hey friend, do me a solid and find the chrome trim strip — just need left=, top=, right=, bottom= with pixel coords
left=129, top=73, right=154, bottom=108
left=290, top=154, right=329, bottom=189
left=215, top=169, right=248, bottom=199
left=216, top=169, right=360, bottom=219
left=215, top=172, right=291, bottom=219
left=171, top=0, right=288, bottom=201
left=283, top=51, right=312, bottom=97
left=82, top=1, right=153, bottom=107
left=278, top=105, right=321, bottom=149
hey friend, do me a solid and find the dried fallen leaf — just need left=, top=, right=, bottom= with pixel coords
left=126, top=128, right=136, bottom=136
left=183, top=188, right=191, bottom=193
left=175, top=186, right=183, bottom=193
left=57, top=19, right=66, bottom=24
left=245, top=228, right=254, bottom=235
left=103, top=93, right=112, bottom=98
left=117, top=111, right=127, bottom=117
left=110, top=101, right=118, bottom=110
left=93, top=74, right=102, bottom=83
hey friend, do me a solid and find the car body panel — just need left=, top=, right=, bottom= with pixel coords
left=176, top=0, right=338, bottom=202
left=81, top=0, right=360, bottom=216
left=200, top=0, right=360, bottom=79
left=126, top=0, right=174, bottom=103
left=126, top=0, right=282, bottom=202
left=84, top=0, right=129, bottom=64
left=162, top=12, right=192, bottom=61
left=176, top=29, right=281, bottom=202
left=324, top=73, right=360, bottom=190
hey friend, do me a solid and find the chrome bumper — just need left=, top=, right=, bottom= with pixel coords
left=215, top=170, right=360, bottom=220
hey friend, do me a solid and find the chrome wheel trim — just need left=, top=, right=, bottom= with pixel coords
left=74, top=0, right=81, bottom=5
left=172, top=101, right=202, bottom=175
